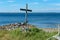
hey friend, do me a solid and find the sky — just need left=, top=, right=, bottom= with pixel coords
left=0, top=0, right=60, bottom=12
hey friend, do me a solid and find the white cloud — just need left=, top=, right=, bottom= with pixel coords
left=32, top=2, right=39, bottom=5
left=33, top=8, right=60, bottom=12
left=29, top=2, right=39, bottom=6
left=49, top=3, right=60, bottom=6
left=43, top=0, right=48, bottom=2
left=7, top=0, right=14, bottom=3
left=54, top=3, right=60, bottom=6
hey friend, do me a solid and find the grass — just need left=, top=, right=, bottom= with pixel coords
left=59, top=33, right=60, bottom=36
left=0, top=27, right=58, bottom=40
left=48, top=37, right=58, bottom=40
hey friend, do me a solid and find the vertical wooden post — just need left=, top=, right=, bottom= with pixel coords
left=20, top=4, right=32, bottom=31
left=58, top=24, right=59, bottom=35
left=25, top=4, right=28, bottom=24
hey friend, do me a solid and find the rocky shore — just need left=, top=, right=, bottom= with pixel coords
left=0, top=23, right=58, bottom=32
left=0, top=23, right=33, bottom=30
left=0, top=23, right=20, bottom=30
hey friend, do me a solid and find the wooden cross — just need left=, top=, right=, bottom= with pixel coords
left=58, top=24, right=60, bottom=36
left=20, top=4, right=32, bottom=24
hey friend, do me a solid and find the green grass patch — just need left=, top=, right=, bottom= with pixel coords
left=0, top=27, right=58, bottom=40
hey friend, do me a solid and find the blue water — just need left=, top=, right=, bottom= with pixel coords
left=0, top=13, right=60, bottom=28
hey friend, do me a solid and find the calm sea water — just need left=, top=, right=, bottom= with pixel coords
left=0, top=13, right=60, bottom=28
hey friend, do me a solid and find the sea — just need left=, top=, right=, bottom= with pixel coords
left=0, top=13, right=60, bottom=28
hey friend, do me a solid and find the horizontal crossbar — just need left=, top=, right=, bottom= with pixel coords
left=20, top=8, right=32, bottom=12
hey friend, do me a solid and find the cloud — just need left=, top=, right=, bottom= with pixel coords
left=7, top=0, right=14, bottom=3
left=33, top=8, right=60, bottom=12
left=50, top=3, right=60, bottom=6
left=43, top=0, right=48, bottom=2
left=54, top=3, right=60, bottom=6
left=32, top=2, right=39, bottom=5
left=29, top=2, right=39, bottom=5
